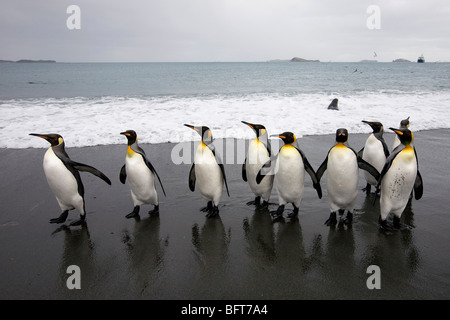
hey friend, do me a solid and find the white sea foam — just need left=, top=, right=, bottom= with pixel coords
left=1, top=92, right=449, bottom=149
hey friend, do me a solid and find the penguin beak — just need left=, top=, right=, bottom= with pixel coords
left=362, top=120, right=373, bottom=126
left=389, top=127, right=403, bottom=135
left=120, top=131, right=130, bottom=137
left=241, top=121, right=254, bottom=129
left=184, top=124, right=200, bottom=133
left=29, top=133, right=50, bottom=141
left=270, top=134, right=285, bottom=139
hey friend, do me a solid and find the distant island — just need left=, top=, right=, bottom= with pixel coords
left=392, top=58, right=411, bottom=63
left=0, top=59, right=56, bottom=63
left=290, top=57, right=320, bottom=62
left=268, top=57, right=320, bottom=62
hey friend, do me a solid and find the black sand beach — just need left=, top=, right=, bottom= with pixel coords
left=1, top=129, right=449, bottom=300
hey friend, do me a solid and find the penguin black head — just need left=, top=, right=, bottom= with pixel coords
left=184, top=124, right=213, bottom=144
left=362, top=120, right=384, bottom=133
left=120, top=130, right=137, bottom=145
left=241, top=121, right=267, bottom=138
left=29, top=133, right=64, bottom=147
left=389, top=127, right=413, bottom=146
left=400, top=117, right=410, bottom=129
left=336, top=128, right=349, bottom=143
left=271, top=132, right=296, bottom=144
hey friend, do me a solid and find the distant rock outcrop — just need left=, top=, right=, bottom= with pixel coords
left=392, top=58, right=411, bottom=63
left=0, top=59, right=56, bottom=63
left=290, top=57, right=320, bottom=62
left=16, top=59, right=56, bottom=63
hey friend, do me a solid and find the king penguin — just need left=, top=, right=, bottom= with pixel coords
left=29, top=133, right=111, bottom=226
left=119, top=130, right=166, bottom=218
left=241, top=121, right=274, bottom=207
left=376, top=127, right=423, bottom=230
left=359, top=120, right=389, bottom=195
left=316, top=129, right=380, bottom=226
left=184, top=124, right=230, bottom=217
left=392, top=116, right=410, bottom=151
left=257, top=132, right=322, bottom=221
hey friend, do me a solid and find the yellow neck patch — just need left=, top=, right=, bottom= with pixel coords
left=335, top=142, right=346, bottom=148
left=127, top=146, right=136, bottom=157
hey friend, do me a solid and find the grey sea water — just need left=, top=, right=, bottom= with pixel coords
left=1, top=61, right=450, bottom=148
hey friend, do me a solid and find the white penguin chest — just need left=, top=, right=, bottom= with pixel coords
left=126, top=153, right=154, bottom=185
left=276, top=146, right=304, bottom=183
left=382, top=150, right=417, bottom=199
left=43, top=148, right=78, bottom=192
left=363, top=134, right=386, bottom=169
left=194, top=143, right=223, bottom=200
left=327, top=146, right=358, bottom=184
left=246, top=139, right=270, bottom=174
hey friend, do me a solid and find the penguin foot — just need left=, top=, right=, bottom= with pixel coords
left=126, top=206, right=140, bottom=219
left=393, top=216, right=401, bottom=229
left=50, top=210, right=69, bottom=224
left=270, top=205, right=284, bottom=221
left=69, top=215, right=86, bottom=227
left=379, top=217, right=393, bottom=231
left=246, top=196, right=261, bottom=206
left=148, top=205, right=159, bottom=215
left=362, top=183, right=371, bottom=195
left=201, top=201, right=213, bottom=212
left=325, top=212, right=337, bottom=226
left=343, top=212, right=353, bottom=226
left=206, top=206, right=219, bottom=218
left=287, top=206, right=299, bottom=218
left=260, top=200, right=270, bottom=208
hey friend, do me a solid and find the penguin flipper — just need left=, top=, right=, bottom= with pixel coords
left=316, top=155, right=328, bottom=182
left=135, top=151, right=166, bottom=197
left=242, top=159, right=247, bottom=182
left=295, top=147, right=322, bottom=199
left=357, top=157, right=380, bottom=181
left=146, top=160, right=167, bottom=197
left=377, top=136, right=390, bottom=158
left=414, top=170, right=423, bottom=200
left=256, top=159, right=272, bottom=184
left=189, top=163, right=196, bottom=192
left=72, top=162, right=112, bottom=185
left=375, top=145, right=405, bottom=195
left=357, top=147, right=364, bottom=158
left=119, top=164, right=127, bottom=184
left=208, top=144, right=230, bottom=197
left=219, top=163, right=230, bottom=197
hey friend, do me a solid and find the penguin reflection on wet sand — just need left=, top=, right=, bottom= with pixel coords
left=375, top=127, right=423, bottom=230
left=241, top=121, right=274, bottom=207
left=316, top=129, right=380, bottom=226
left=359, top=120, right=390, bottom=195
left=29, top=133, right=111, bottom=226
left=257, top=132, right=322, bottom=221
left=184, top=124, right=230, bottom=217
left=120, top=130, right=166, bottom=218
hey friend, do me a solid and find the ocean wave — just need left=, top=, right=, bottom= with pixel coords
left=1, top=92, right=449, bottom=148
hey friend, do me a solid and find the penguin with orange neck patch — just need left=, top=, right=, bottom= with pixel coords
left=184, top=124, right=229, bottom=217
left=257, top=132, right=321, bottom=221
left=376, top=127, right=423, bottom=230
left=29, top=133, right=111, bottom=226
left=241, top=121, right=273, bottom=207
left=120, top=130, right=166, bottom=218
left=316, top=128, right=380, bottom=226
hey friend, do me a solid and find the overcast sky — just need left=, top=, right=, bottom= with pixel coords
left=1, top=0, right=449, bottom=62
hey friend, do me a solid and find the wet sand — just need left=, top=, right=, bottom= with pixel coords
left=0, top=129, right=449, bottom=300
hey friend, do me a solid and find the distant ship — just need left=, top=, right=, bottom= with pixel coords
left=417, top=55, right=425, bottom=63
